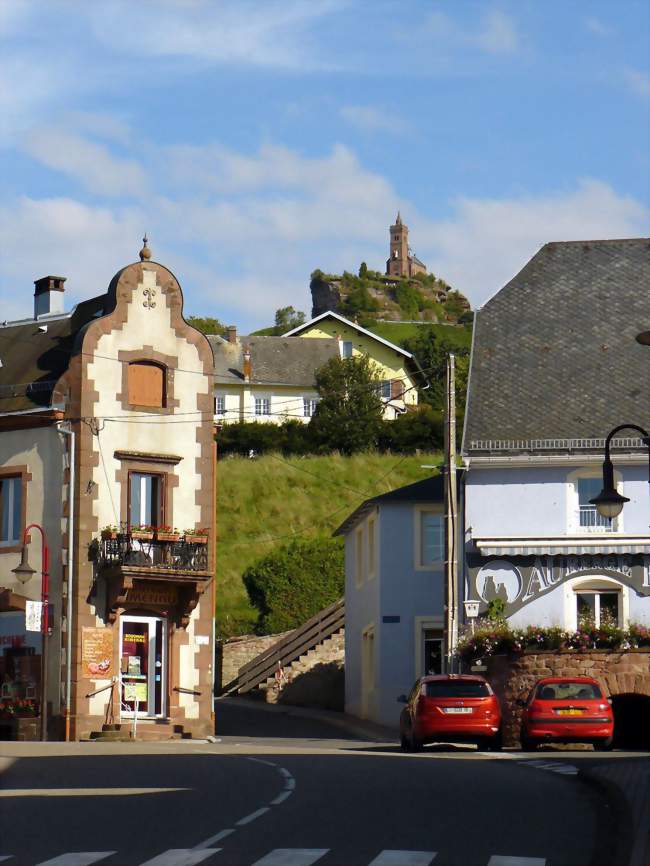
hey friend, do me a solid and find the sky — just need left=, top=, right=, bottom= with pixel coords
left=1, top=0, right=649, bottom=331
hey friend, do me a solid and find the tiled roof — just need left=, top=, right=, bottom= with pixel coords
left=0, top=295, right=107, bottom=414
left=463, top=239, right=650, bottom=451
left=209, top=334, right=340, bottom=387
left=333, top=474, right=444, bottom=536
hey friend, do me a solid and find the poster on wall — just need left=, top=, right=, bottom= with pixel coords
left=124, top=682, right=148, bottom=702
left=82, top=627, right=113, bottom=677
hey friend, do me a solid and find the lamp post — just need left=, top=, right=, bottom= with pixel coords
left=12, top=523, right=50, bottom=741
left=589, top=424, right=650, bottom=520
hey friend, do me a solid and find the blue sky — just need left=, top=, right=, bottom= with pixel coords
left=1, top=0, right=649, bottom=331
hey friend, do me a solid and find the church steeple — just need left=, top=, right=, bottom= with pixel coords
left=395, top=210, right=402, bottom=226
left=385, top=212, right=428, bottom=279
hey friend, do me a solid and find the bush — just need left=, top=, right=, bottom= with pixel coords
left=217, top=420, right=312, bottom=458
left=243, top=536, right=344, bottom=633
left=377, top=405, right=444, bottom=453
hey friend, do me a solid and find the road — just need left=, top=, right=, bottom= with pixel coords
left=0, top=700, right=644, bottom=866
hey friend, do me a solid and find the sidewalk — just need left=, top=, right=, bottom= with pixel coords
left=215, top=695, right=398, bottom=742
left=579, top=758, right=650, bottom=866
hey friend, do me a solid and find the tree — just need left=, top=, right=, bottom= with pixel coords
left=187, top=315, right=226, bottom=335
left=243, top=536, right=344, bottom=633
left=274, top=306, right=306, bottom=333
left=310, top=355, right=384, bottom=454
left=403, top=329, right=470, bottom=411
left=358, top=261, right=368, bottom=279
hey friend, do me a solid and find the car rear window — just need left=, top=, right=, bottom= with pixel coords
left=424, top=681, right=490, bottom=698
left=535, top=682, right=602, bottom=700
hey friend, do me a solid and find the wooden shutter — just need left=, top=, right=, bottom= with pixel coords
left=128, top=362, right=165, bottom=407
left=390, top=379, right=404, bottom=399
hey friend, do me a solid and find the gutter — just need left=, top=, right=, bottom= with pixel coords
left=57, top=422, right=75, bottom=742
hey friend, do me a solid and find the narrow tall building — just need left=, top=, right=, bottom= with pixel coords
left=386, top=212, right=427, bottom=278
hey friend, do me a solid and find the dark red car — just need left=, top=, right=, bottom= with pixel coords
left=398, top=674, right=502, bottom=751
left=519, top=677, right=614, bottom=751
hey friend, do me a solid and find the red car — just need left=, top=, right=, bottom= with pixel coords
left=519, top=677, right=614, bottom=751
left=398, top=674, right=502, bottom=751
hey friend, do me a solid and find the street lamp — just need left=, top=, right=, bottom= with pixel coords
left=589, top=424, right=650, bottom=520
left=12, top=523, right=50, bottom=741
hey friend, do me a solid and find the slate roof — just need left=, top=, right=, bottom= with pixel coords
left=463, top=239, right=650, bottom=452
left=208, top=334, right=340, bottom=387
left=0, top=295, right=107, bottom=414
left=333, top=474, right=444, bottom=536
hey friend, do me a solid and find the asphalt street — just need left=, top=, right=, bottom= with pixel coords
left=0, top=702, right=645, bottom=866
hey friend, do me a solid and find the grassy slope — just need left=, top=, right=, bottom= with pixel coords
left=215, top=451, right=442, bottom=636
left=368, top=321, right=472, bottom=349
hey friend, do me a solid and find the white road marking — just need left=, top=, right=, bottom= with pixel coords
left=270, top=790, right=293, bottom=805
left=488, top=856, right=546, bottom=866
left=0, top=788, right=188, bottom=797
left=250, top=851, right=329, bottom=866
left=194, top=830, right=235, bottom=850
left=0, top=858, right=12, bottom=863
left=35, top=855, right=116, bottom=866
left=519, top=760, right=578, bottom=776
left=368, top=852, right=437, bottom=865
left=137, top=850, right=221, bottom=865
left=236, top=806, right=270, bottom=826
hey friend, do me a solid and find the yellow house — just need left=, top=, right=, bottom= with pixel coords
left=284, top=311, right=425, bottom=419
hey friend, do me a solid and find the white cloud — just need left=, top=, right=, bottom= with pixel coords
left=420, top=180, right=650, bottom=306
left=473, top=10, right=519, bottom=54
left=87, top=0, right=342, bottom=70
left=339, top=105, right=405, bottom=134
left=585, top=17, right=611, bottom=37
left=624, top=68, right=650, bottom=99
left=23, top=130, right=147, bottom=197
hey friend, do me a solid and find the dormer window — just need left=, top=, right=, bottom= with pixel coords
left=128, top=361, right=166, bottom=408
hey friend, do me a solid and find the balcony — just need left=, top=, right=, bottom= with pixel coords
left=578, top=505, right=616, bottom=533
left=98, top=531, right=209, bottom=573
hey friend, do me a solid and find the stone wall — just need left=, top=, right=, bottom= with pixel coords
left=218, top=631, right=293, bottom=691
left=481, top=649, right=650, bottom=747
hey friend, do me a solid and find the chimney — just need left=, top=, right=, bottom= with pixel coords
left=34, top=276, right=66, bottom=318
left=227, top=325, right=237, bottom=344
left=243, top=348, right=252, bottom=383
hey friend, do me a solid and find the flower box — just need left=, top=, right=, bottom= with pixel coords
left=131, top=530, right=154, bottom=541
left=156, top=532, right=180, bottom=543
left=101, top=529, right=119, bottom=540
left=184, top=534, right=208, bottom=544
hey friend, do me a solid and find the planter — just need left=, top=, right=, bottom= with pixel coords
left=131, top=531, right=154, bottom=541
left=184, top=535, right=208, bottom=544
left=101, top=530, right=118, bottom=540
left=156, top=533, right=180, bottom=543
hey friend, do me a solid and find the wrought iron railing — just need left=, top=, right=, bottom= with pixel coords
left=98, top=532, right=209, bottom=572
left=578, top=505, right=616, bottom=532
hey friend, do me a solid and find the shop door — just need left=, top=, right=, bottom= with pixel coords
left=120, top=615, right=167, bottom=718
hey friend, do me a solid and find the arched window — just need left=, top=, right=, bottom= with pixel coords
left=127, top=361, right=166, bottom=408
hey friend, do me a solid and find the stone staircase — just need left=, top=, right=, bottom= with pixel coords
left=259, top=628, right=345, bottom=705
left=87, top=721, right=191, bottom=741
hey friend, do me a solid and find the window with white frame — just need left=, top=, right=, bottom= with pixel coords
left=576, top=589, right=621, bottom=628
left=577, top=476, right=614, bottom=531
left=254, top=396, right=271, bottom=416
left=341, top=340, right=353, bottom=359
left=214, top=395, right=226, bottom=415
left=376, top=380, right=391, bottom=400
left=129, top=472, right=164, bottom=528
left=355, top=526, right=364, bottom=587
left=367, top=515, right=376, bottom=578
left=303, top=397, right=319, bottom=418
left=0, top=476, right=21, bottom=546
left=417, top=509, right=444, bottom=568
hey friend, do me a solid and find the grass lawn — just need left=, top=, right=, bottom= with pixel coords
left=215, top=450, right=442, bottom=637
left=368, top=321, right=472, bottom=350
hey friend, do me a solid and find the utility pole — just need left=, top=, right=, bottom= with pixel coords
left=444, top=354, right=458, bottom=672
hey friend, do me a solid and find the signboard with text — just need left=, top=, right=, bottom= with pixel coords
left=82, top=627, right=113, bottom=678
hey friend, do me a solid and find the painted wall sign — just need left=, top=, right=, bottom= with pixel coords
left=467, top=553, right=650, bottom=617
left=125, top=585, right=177, bottom=606
left=82, top=626, right=113, bottom=677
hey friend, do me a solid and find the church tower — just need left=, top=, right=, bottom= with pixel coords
left=386, top=211, right=409, bottom=278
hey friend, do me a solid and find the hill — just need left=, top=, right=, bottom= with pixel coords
left=310, top=268, right=471, bottom=325
left=367, top=320, right=472, bottom=351
left=215, top=450, right=442, bottom=637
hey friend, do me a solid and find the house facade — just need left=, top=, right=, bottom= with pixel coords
left=462, top=239, right=650, bottom=633
left=335, top=476, right=449, bottom=727
left=0, top=241, right=215, bottom=740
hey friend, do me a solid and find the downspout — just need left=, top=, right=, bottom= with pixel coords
left=57, top=422, right=75, bottom=741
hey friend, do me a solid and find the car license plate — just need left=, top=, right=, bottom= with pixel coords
left=443, top=707, right=473, bottom=714
left=556, top=709, right=583, bottom=716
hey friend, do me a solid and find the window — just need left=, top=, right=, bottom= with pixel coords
left=424, top=680, right=490, bottom=698
left=355, top=527, right=364, bottom=587
left=535, top=681, right=602, bottom=701
left=422, top=629, right=443, bottom=675
left=576, top=590, right=620, bottom=627
left=0, top=476, right=21, bottom=546
left=129, top=472, right=164, bottom=527
left=254, top=397, right=271, bottom=416
left=577, top=477, right=614, bottom=530
left=215, top=395, right=226, bottom=415
left=341, top=341, right=353, bottom=359
left=417, top=510, right=444, bottom=567
left=128, top=361, right=166, bottom=408
left=303, top=397, right=319, bottom=418
left=367, top=516, right=376, bottom=578
left=376, top=380, right=391, bottom=400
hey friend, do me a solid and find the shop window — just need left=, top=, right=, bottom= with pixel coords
left=416, top=509, right=444, bottom=568
left=0, top=476, right=21, bottom=546
left=128, top=361, right=166, bottom=408
left=129, top=472, right=164, bottom=528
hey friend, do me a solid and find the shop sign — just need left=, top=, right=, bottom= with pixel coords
left=125, top=585, right=178, bottom=606
left=124, top=682, right=148, bottom=702
left=25, top=601, right=42, bottom=633
left=82, top=627, right=113, bottom=677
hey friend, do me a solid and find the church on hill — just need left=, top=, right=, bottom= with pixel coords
left=385, top=212, right=428, bottom=279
